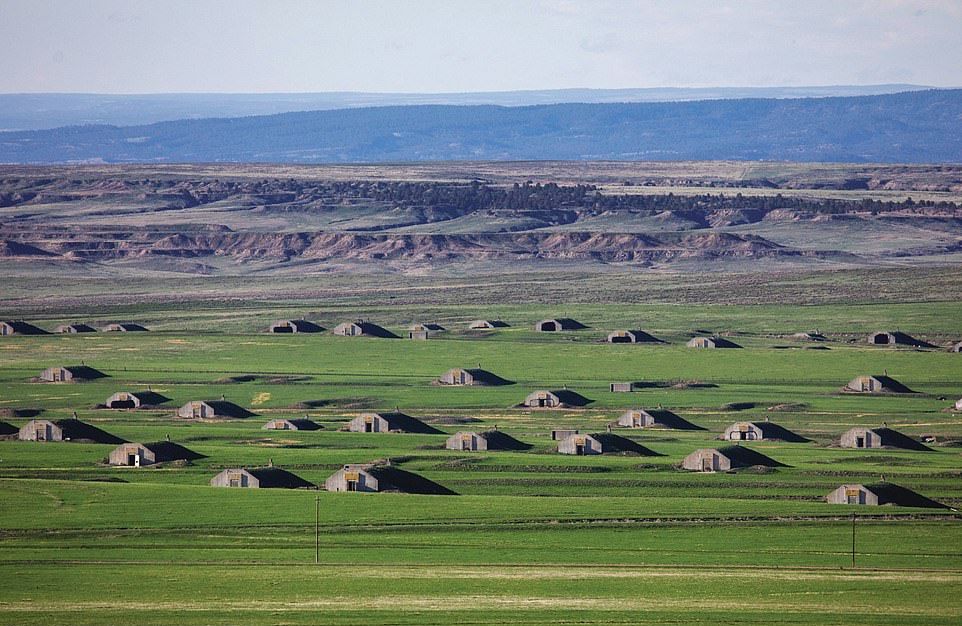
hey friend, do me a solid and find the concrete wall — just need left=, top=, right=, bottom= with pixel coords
left=40, top=367, right=73, bottom=382
left=210, top=469, right=258, bottom=488
left=18, top=420, right=63, bottom=441
left=687, top=337, right=715, bottom=348
left=334, top=323, right=362, bottom=336
left=840, top=428, right=882, bottom=449
left=439, top=368, right=473, bottom=385
left=826, top=484, right=878, bottom=505
left=106, top=392, right=141, bottom=409
left=682, top=449, right=731, bottom=471
left=446, top=432, right=487, bottom=451
left=608, top=331, right=636, bottom=343
left=178, top=402, right=214, bottom=419
left=617, top=410, right=653, bottom=428
left=348, top=414, right=390, bottom=432
left=109, top=443, right=156, bottom=466
left=524, top=391, right=560, bottom=408
left=558, top=434, right=601, bottom=455
left=723, top=422, right=763, bottom=441
left=325, top=466, right=378, bottom=492
left=847, top=376, right=882, bottom=392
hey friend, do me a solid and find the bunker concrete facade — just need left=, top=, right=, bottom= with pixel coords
left=557, top=433, right=601, bottom=455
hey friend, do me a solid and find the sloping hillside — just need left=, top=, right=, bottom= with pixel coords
left=1, top=90, right=961, bottom=164
left=1, top=169, right=959, bottom=274
left=0, top=85, right=930, bottom=131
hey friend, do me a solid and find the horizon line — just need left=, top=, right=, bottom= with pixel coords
left=0, top=84, right=948, bottom=97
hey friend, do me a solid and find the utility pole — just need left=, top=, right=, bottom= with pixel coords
left=851, top=513, right=856, bottom=568
left=315, top=495, right=320, bottom=565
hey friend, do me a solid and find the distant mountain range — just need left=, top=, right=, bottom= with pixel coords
left=0, top=85, right=932, bottom=131
left=1, top=89, right=960, bottom=164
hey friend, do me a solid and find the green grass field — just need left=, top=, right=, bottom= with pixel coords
left=1, top=301, right=961, bottom=624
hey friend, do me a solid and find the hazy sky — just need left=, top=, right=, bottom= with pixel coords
left=2, top=0, right=961, bottom=93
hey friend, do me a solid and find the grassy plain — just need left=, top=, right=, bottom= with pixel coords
left=1, top=298, right=961, bottom=624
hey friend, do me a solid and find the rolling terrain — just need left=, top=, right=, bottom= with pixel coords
left=2, top=89, right=962, bottom=163
left=1, top=163, right=961, bottom=280
left=2, top=161, right=962, bottom=625
left=1, top=303, right=962, bottom=625
left=0, top=85, right=930, bottom=131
